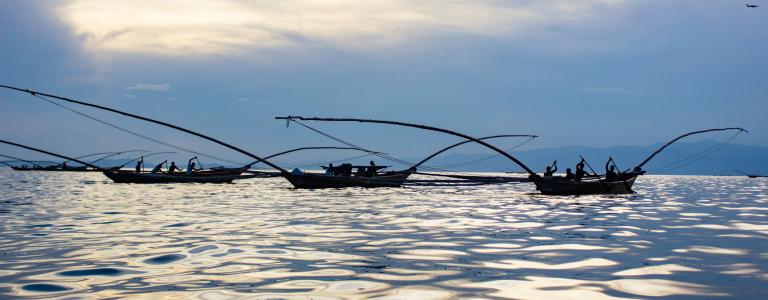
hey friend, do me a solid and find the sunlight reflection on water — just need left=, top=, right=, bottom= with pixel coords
left=0, top=171, right=766, bottom=299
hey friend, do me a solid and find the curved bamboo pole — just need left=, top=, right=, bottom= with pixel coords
left=412, top=134, right=537, bottom=169
left=634, top=127, right=747, bottom=169
left=248, top=146, right=379, bottom=166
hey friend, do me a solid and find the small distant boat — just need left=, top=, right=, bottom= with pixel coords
left=737, top=170, right=766, bottom=178
left=5, top=150, right=145, bottom=172
left=102, top=168, right=246, bottom=184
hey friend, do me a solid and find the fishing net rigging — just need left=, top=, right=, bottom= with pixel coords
left=421, top=137, right=535, bottom=170
left=647, top=130, right=743, bottom=174
left=30, top=94, right=247, bottom=166
left=287, top=119, right=533, bottom=175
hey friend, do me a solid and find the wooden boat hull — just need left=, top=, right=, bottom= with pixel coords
left=284, top=171, right=412, bottom=189
left=103, top=169, right=244, bottom=184
left=533, top=175, right=637, bottom=195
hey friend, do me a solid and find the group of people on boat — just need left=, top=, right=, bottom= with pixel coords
left=323, top=161, right=379, bottom=177
left=136, top=157, right=200, bottom=176
left=542, top=158, right=636, bottom=182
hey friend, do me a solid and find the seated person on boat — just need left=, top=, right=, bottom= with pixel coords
left=564, top=168, right=575, bottom=181
left=168, top=161, right=180, bottom=174
left=151, top=160, right=166, bottom=174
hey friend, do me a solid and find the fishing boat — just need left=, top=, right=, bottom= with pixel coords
left=736, top=170, right=766, bottom=178
left=533, top=174, right=638, bottom=195
left=103, top=168, right=246, bottom=184
left=284, top=168, right=414, bottom=188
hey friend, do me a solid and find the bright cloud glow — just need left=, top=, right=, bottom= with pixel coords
left=57, top=0, right=625, bottom=56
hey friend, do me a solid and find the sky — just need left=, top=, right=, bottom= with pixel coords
left=0, top=0, right=766, bottom=168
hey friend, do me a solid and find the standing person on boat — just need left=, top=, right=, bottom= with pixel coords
left=325, top=163, right=334, bottom=176
left=168, top=161, right=180, bottom=174
left=543, top=160, right=557, bottom=177
left=151, top=160, right=166, bottom=174
left=186, top=157, right=197, bottom=176
left=564, top=168, right=575, bottom=181
left=369, top=161, right=377, bottom=177
left=135, top=157, right=143, bottom=173
left=605, top=159, right=618, bottom=181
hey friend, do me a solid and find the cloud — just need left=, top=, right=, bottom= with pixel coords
left=126, top=83, right=170, bottom=92
left=56, top=0, right=627, bottom=56
left=123, top=93, right=137, bottom=99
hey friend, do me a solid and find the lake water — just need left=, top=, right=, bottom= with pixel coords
left=1, top=170, right=766, bottom=299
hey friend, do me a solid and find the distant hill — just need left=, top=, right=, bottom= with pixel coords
left=404, top=140, right=768, bottom=175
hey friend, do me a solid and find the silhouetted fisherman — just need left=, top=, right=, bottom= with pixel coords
left=135, top=157, right=143, bottom=173
left=151, top=160, right=166, bottom=175
left=369, top=160, right=377, bottom=177
left=574, top=160, right=592, bottom=181
left=340, top=163, right=352, bottom=176
left=325, top=163, right=334, bottom=176
left=168, top=161, right=180, bottom=174
left=543, top=160, right=557, bottom=177
left=186, top=158, right=196, bottom=176
left=564, top=168, right=575, bottom=181
left=605, top=159, right=618, bottom=181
